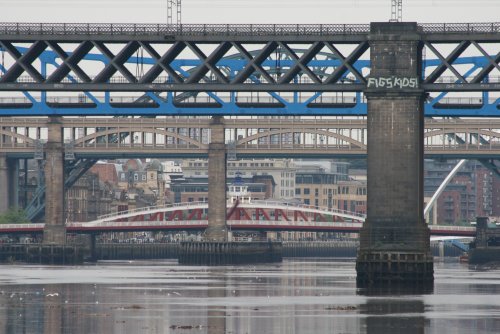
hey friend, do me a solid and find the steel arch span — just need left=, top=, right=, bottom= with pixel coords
left=89, top=200, right=366, bottom=226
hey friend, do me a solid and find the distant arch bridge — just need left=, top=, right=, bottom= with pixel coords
left=0, top=201, right=475, bottom=237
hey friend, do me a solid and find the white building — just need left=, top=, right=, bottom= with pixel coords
left=182, top=158, right=296, bottom=200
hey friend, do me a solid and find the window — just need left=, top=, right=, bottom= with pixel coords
left=315, top=188, right=319, bottom=197
left=295, top=188, right=301, bottom=195
left=142, top=174, right=146, bottom=181
left=304, top=199, right=310, bottom=205
left=134, top=174, right=139, bottom=181
left=304, top=188, right=310, bottom=195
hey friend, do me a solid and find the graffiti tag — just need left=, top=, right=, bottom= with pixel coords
left=367, top=77, right=419, bottom=89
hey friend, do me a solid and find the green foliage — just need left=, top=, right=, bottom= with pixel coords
left=0, top=208, right=30, bottom=224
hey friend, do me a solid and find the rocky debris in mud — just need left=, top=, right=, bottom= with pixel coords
left=325, top=305, right=357, bottom=311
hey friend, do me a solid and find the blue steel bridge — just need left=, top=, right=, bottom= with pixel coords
left=0, top=22, right=499, bottom=117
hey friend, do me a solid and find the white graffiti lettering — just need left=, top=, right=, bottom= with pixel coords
left=366, top=76, right=419, bottom=89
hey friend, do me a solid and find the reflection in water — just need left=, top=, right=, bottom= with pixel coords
left=0, top=261, right=499, bottom=333
left=44, top=284, right=63, bottom=334
left=362, top=299, right=427, bottom=334
left=207, top=269, right=226, bottom=334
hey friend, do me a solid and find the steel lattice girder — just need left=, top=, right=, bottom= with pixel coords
left=0, top=23, right=500, bottom=115
left=0, top=38, right=370, bottom=91
left=0, top=27, right=499, bottom=92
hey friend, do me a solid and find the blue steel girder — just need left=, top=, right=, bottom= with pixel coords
left=0, top=23, right=500, bottom=116
left=0, top=48, right=498, bottom=116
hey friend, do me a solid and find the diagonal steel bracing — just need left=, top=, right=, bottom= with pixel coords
left=139, top=41, right=185, bottom=84
left=231, top=42, right=277, bottom=84
left=0, top=40, right=46, bottom=83
left=324, top=42, right=368, bottom=84
left=276, top=42, right=323, bottom=84
left=185, top=41, right=232, bottom=84
left=45, top=41, right=93, bottom=83
left=92, top=41, right=140, bottom=83
left=470, top=41, right=500, bottom=84
left=424, top=41, right=471, bottom=84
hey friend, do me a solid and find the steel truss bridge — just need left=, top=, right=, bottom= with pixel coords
left=0, top=23, right=499, bottom=116
left=0, top=201, right=475, bottom=237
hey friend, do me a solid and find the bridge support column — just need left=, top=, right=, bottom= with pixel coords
left=0, top=154, right=9, bottom=214
left=7, top=158, right=19, bottom=209
left=205, top=116, right=228, bottom=241
left=356, top=22, right=433, bottom=287
left=178, top=117, right=282, bottom=265
left=43, top=117, right=66, bottom=245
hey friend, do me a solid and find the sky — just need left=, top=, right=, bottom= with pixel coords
left=1, top=0, right=500, bottom=24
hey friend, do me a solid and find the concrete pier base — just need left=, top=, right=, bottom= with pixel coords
left=178, top=241, right=282, bottom=265
left=356, top=251, right=433, bottom=286
left=26, top=245, right=83, bottom=264
left=0, top=244, right=83, bottom=264
left=43, top=225, right=67, bottom=245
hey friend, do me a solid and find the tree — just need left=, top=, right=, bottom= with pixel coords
left=0, top=208, right=30, bottom=224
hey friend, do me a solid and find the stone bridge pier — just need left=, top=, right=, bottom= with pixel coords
left=178, top=116, right=282, bottom=265
left=0, top=154, right=19, bottom=214
left=205, top=116, right=229, bottom=241
left=356, top=22, right=433, bottom=286
left=43, top=116, right=66, bottom=245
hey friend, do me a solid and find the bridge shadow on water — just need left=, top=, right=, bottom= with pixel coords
left=356, top=283, right=433, bottom=334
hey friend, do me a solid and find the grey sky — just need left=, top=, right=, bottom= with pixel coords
left=2, top=0, right=500, bottom=24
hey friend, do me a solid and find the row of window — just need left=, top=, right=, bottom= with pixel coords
left=188, top=162, right=277, bottom=168
left=227, top=162, right=275, bottom=167
left=295, top=186, right=367, bottom=196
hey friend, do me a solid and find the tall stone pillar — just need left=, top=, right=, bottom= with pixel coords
left=7, top=158, right=18, bottom=209
left=0, top=154, right=9, bottom=213
left=43, top=117, right=66, bottom=244
left=205, top=116, right=228, bottom=241
left=356, top=22, right=433, bottom=285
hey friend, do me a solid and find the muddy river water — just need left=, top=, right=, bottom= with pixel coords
left=0, top=259, right=499, bottom=333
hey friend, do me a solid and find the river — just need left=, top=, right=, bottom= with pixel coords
left=0, top=259, right=499, bottom=333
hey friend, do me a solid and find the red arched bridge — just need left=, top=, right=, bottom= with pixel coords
left=0, top=201, right=475, bottom=237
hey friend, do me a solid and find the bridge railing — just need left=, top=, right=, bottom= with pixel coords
left=434, top=76, right=500, bottom=84
left=428, top=225, right=475, bottom=232
left=420, top=22, right=500, bottom=33
left=69, top=220, right=209, bottom=228
left=70, top=219, right=364, bottom=228
left=230, top=220, right=363, bottom=228
left=0, top=223, right=45, bottom=230
left=0, top=22, right=499, bottom=37
left=0, top=23, right=370, bottom=36
left=1, top=22, right=500, bottom=36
